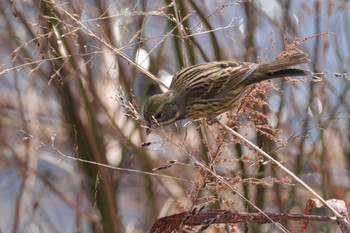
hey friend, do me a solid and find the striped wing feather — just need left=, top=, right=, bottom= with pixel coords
left=170, top=61, right=256, bottom=99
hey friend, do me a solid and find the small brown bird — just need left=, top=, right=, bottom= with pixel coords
left=143, top=52, right=310, bottom=133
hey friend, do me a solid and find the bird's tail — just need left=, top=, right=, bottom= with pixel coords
left=246, top=52, right=311, bottom=86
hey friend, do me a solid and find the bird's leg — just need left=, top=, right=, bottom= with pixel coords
left=206, top=112, right=221, bottom=125
left=206, top=106, right=234, bottom=125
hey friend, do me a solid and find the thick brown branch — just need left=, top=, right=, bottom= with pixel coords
left=150, top=210, right=342, bottom=233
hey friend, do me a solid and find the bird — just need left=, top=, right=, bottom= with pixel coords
left=143, top=52, right=310, bottom=134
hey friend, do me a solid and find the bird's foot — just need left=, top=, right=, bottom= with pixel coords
left=206, top=114, right=221, bottom=125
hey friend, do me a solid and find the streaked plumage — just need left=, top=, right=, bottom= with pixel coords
left=143, top=52, right=310, bottom=132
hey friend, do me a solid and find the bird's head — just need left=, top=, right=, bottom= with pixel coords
left=143, top=91, right=183, bottom=133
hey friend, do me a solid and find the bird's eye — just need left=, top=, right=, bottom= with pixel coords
left=155, top=112, right=162, bottom=120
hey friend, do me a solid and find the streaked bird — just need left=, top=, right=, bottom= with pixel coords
left=143, top=52, right=310, bottom=134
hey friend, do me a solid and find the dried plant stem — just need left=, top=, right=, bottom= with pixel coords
left=218, top=121, right=343, bottom=219
left=52, top=6, right=168, bottom=90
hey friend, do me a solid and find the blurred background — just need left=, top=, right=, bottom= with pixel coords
left=0, top=0, right=349, bottom=232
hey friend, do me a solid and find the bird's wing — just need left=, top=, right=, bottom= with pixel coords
left=170, top=61, right=257, bottom=99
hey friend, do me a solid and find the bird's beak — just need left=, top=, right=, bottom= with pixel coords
left=146, top=128, right=152, bottom=135
left=146, top=123, right=153, bottom=135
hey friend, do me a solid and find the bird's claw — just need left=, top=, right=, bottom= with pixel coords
left=206, top=114, right=220, bottom=125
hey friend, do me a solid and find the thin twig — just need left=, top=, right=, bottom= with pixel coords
left=217, top=121, right=343, bottom=219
